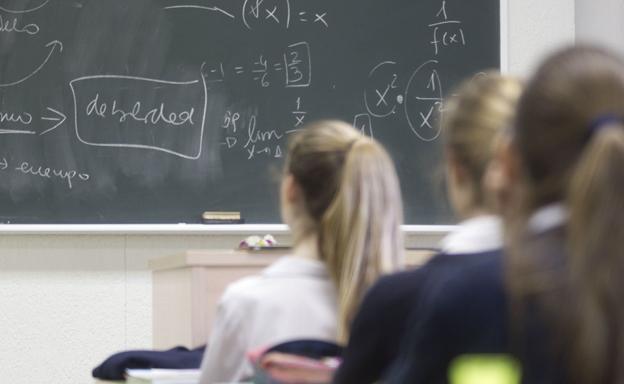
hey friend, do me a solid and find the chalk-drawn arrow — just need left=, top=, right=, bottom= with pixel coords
left=164, top=5, right=235, bottom=19
left=0, top=158, right=7, bottom=171
left=0, top=0, right=49, bottom=14
left=0, top=40, right=63, bottom=88
left=40, top=107, right=66, bottom=135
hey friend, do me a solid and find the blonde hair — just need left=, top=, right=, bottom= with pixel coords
left=442, top=73, right=522, bottom=211
left=285, top=120, right=404, bottom=343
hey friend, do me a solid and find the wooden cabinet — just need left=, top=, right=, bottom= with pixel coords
left=150, top=249, right=433, bottom=349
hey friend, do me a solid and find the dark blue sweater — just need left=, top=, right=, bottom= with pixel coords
left=387, top=227, right=567, bottom=384
left=334, top=250, right=502, bottom=384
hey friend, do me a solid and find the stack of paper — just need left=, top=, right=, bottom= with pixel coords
left=125, top=369, right=201, bottom=384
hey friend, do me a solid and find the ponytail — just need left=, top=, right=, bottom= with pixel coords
left=567, top=123, right=624, bottom=383
left=319, top=138, right=404, bottom=343
left=286, top=121, right=404, bottom=344
left=503, top=46, right=624, bottom=384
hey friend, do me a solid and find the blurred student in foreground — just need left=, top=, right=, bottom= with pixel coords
left=334, top=73, right=522, bottom=384
left=199, top=121, right=404, bottom=383
left=389, top=45, right=624, bottom=384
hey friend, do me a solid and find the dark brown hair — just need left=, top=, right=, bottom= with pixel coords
left=507, top=46, right=624, bottom=383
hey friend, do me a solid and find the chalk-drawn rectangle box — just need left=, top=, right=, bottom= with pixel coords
left=69, top=75, right=207, bottom=160
left=284, top=41, right=311, bottom=88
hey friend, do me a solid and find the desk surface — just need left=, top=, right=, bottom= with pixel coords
left=149, top=249, right=289, bottom=270
left=150, top=248, right=436, bottom=271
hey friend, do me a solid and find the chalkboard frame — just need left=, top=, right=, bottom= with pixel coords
left=0, top=223, right=455, bottom=235
left=0, top=0, right=509, bottom=233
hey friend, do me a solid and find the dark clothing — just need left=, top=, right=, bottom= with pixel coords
left=387, top=227, right=567, bottom=384
left=92, top=345, right=205, bottom=381
left=334, top=251, right=501, bottom=384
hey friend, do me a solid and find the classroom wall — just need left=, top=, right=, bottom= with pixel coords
left=0, top=2, right=576, bottom=383
left=507, top=0, right=576, bottom=76
left=576, top=0, right=624, bottom=57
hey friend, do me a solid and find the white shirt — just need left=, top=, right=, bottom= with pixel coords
left=199, top=257, right=338, bottom=384
left=440, top=215, right=503, bottom=254
left=527, top=202, right=567, bottom=234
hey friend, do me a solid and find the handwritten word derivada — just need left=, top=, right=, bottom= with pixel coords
left=86, top=94, right=195, bottom=127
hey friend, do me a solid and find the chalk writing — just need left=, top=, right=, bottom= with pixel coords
left=0, top=40, right=63, bottom=88
left=354, top=113, right=374, bottom=138
left=166, top=0, right=328, bottom=30
left=221, top=110, right=241, bottom=149
left=86, top=94, right=195, bottom=127
left=243, top=0, right=291, bottom=29
left=164, top=5, right=235, bottom=19
left=404, top=60, right=443, bottom=141
left=217, top=114, right=285, bottom=160
left=0, top=110, right=33, bottom=125
left=223, top=111, right=241, bottom=132
left=70, top=73, right=208, bottom=160
left=243, top=115, right=283, bottom=149
left=0, top=14, right=39, bottom=35
left=40, top=107, right=66, bottom=135
left=291, top=97, right=307, bottom=127
left=0, top=107, right=66, bottom=135
left=429, top=1, right=467, bottom=55
left=0, top=109, right=34, bottom=135
left=284, top=42, right=312, bottom=88
left=364, top=61, right=402, bottom=118
left=0, top=0, right=49, bottom=14
left=14, top=160, right=90, bottom=189
left=252, top=55, right=270, bottom=87
left=203, top=41, right=311, bottom=89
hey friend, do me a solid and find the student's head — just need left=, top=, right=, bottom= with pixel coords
left=442, top=73, right=522, bottom=219
left=282, top=120, right=404, bottom=343
left=506, top=46, right=624, bottom=383
left=509, top=46, right=624, bottom=211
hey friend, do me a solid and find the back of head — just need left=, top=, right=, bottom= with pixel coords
left=443, top=73, right=522, bottom=215
left=286, top=121, right=404, bottom=343
left=515, top=46, right=624, bottom=207
left=509, top=46, right=624, bottom=383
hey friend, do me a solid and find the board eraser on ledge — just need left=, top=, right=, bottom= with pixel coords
left=201, top=211, right=244, bottom=224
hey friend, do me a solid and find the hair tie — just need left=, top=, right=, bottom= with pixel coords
left=588, top=114, right=622, bottom=136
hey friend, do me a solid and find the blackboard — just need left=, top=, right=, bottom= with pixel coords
left=0, top=0, right=500, bottom=224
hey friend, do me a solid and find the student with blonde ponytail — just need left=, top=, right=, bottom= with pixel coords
left=334, top=73, right=522, bottom=384
left=199, top=121, right=403, bottom=384
left=389, top=45, right=624, bottom=384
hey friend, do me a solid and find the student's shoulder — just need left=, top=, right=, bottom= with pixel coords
left=429, top=250, right=506, bottom=318
left=373, top=250, right=499, bottom=292
left=219, top=274, right=270, bottom=305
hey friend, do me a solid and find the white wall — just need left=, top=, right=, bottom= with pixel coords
left=506, top=0, right=576, bottom=77
left=0, top=234, right=252, bottom=383
left=0, top=2, right=578, bottom=383
left=576, top=0, right=624, bottom=57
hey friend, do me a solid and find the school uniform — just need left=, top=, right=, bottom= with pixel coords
left=386, top=204, right=568, bottom=384
left=333, top=215, right=503, bottom=384
left=199, top=257, right=338, bottom=384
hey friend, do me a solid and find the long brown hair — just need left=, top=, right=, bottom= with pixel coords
left=507, top=46, right=624, bottom=383
left=285, top=120, right=404, bottom=343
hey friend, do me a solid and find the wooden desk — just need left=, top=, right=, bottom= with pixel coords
left=151, top=249, right=434, bottom=349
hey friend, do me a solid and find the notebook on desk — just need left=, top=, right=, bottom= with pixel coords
left=125, top=369, right=200, bottom=384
